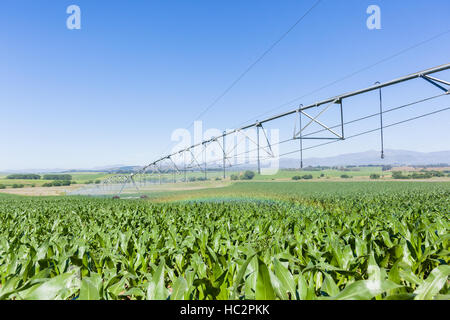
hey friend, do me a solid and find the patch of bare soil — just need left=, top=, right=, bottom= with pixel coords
left=0, top=184, right=83, bottom=196
left=122, top=181, right=231, bottom=194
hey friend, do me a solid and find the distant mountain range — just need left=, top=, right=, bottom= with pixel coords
left=1, top=149, right=449, bottom=174
left=279, top=149, right=450, bottom=168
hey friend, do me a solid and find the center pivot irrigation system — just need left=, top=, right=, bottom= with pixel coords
left=70, top=63, right=450, bottom=196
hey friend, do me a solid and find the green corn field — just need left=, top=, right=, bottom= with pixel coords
left=0, top=182, right=449, bottom=300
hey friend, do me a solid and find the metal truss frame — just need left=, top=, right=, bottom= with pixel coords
left=106, top=63, right=450, bottom=195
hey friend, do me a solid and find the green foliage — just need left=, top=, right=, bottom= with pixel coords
left=0, top=184, right=5, bottom=189
left=392, top=171, right=408, bottom=179
left=240, top=171, right=255, bottom=180
left=6, top=174, right=41, bottom=180
left=392, top=170, right=445, bottom=180
left=292, top=174, right=313, bottom=180
left=12, top=184, right=24, bottom=188
left=340, top=174, right=352, bottom=179
left=43, top=174, right=72, bottom=181
left=0, top=184, right=448, bottom=300
left=410, top=172, right=432, bottom=179
left=370, top=174, right=381, bottom=179
left=230, top=174, right=239, bottom=181
left=42, top=180, right=72, bottom=187
left=429, top=170, right=445, bottom=177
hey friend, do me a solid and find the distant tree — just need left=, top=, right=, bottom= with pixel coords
left=41, top=180, right=72, bottom=187
left=0, top=184, right=5, bottom=189
left=411, top=172, right=432, bottom=179
left=43, top=174, right=72, bottom=181
left=391, top=171, right=408, bottom=179
left=7, top=174, right=40, bottom=180
left=230, top=174, right=239, bottom=181
left=429, top=170, right=444, bottom=177
left=12, top=184, right=25, bottom=188
left=241, top=171, right=255, bottom=180
left=340, top=174, right=352, bottom=179
left=370, top=174, right=380, bottom=179
left=292, top=176, right=301, bottom=180
left=302, top=174, right=313, bottom=180
left=188, top=177, right=197, bottom=182
left=94, top=180, right=101, bottom=184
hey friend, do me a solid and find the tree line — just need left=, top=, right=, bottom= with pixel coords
left=6, top=174, right=41, bottom=180
left=43, top=174, right=72, bottom=181
left=6, top=174, right=73, bottom=181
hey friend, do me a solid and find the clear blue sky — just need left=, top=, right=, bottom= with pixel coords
left=1, top=0, right=450, bottom=170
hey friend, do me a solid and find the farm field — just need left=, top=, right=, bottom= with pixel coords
left=129, top=180, right=450, bottom=202
left=66, top=172, right=113, bottom=182
left=0, top=184, right=85, bottom=197
left=88, top=167, right=450, bottom=186
left=252, top=167, right=384, bottom=180
left=114, top=167, right=386, bottom=182
left=2, top=166, right=449, bottom=196
left=0, top=181, right=448, bottom=300
left=0, top=172, right=112, bottom=189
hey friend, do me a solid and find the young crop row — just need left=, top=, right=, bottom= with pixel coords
left=0, top=188, right=448, bottom=300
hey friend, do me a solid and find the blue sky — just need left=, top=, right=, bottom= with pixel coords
left=1, top=0, right=450, bottom=170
